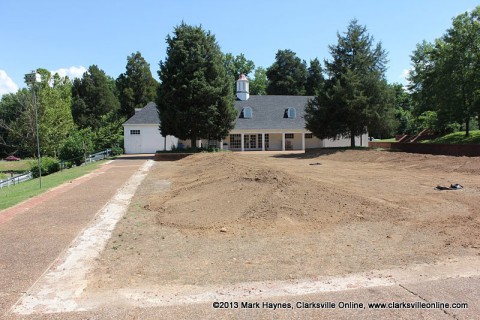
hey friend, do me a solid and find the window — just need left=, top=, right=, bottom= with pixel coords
left=230, top=134, right=241, bottom=149
left=241, top=107, right=253, bottom=119
left=249, top=135, right=256, bottom=149
left=208, top=139, right=217, bottom=147
left=305, top=133, right=313, bottom=139
left=130, top=129, right=140, bottom=135
left=284, top=107, right=296, bottom=118
left=285, top=133, right=294, bottom=139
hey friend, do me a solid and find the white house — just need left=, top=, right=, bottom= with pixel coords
left=123, top=102, right=178, bottom=154
left=123, top=75, right=367, bottom=153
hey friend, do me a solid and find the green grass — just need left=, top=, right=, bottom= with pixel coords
left=0, top=173, right=6, bottom=180
left=375, top=138, right=396, bottom=142
left=0, top=160, right=106, bottom=211
left=421, top=130, right=480, bottom=144
left=0, top=159, right=32, bottom=172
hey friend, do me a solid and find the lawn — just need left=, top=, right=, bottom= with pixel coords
left=0, top=161, right=106, bottom=211
left=422, top=130, right=480, bottom=144
left=375, top=138, right=396, bottom=142
left=0, top=159, right=32, bottom=172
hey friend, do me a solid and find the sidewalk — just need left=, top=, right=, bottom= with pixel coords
left=0, top=157, right=149, bottom=318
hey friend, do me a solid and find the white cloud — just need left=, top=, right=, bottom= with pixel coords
left=400, top=69, right=411, bottom=81
left=50, top=66, right=87, bottom=80
left=0, top=70, right=19, bottom=97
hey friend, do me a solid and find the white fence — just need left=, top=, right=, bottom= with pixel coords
left=85, top=149, right=111, bottom=163
left=0, top=149, right=112, bottom=190
left=0, top=172, right=33, bottom=189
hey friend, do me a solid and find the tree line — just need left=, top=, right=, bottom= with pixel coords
left=0, top=52, right=158, bottom=160
left=159, top=7, right=479, bottom=149
left=1, top=6, right=478, bottom=157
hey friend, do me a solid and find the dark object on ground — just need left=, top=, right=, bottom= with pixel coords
left=4, top=155, right=21, bottom=161
left=434, top=184, right=463, bottom=191
left=309, top=162, right=322, bottom=166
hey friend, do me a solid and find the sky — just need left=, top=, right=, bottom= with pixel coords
left=0, top=0, right=476, bottom=97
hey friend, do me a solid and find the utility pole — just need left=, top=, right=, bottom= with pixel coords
left=24, top=71, right=42, bottom=189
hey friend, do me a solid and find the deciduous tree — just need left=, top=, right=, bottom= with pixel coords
left=250, top=67, right=268, bottom=95
left=408, top=8, right=480, bottom=135
left=1, top=70, right=74, bottom=157
left=224, top=53, right=255, bottom=84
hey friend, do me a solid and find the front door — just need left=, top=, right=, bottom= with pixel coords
left=243, top=134, right=257, bottom=149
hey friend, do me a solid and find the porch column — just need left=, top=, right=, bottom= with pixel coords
left=241, top=133, right=244, bottom=151
left=282, top=133, right=285, bottom=151
left=301, top=133, right=305, bottom=151
left=262, top=133, right=265, bottom=151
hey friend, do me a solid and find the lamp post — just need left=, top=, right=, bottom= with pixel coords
left=24, top=71, right=42, bottom=189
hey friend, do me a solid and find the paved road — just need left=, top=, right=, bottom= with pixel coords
left=0, top=155, right=478, bottom=319
left=0, top=156, right=150, bottom=319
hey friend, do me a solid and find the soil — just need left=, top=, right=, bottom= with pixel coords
left=85, top=149, right=480, bottom=293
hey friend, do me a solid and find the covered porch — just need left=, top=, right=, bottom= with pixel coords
left=225, top=131, right=310, bottom=151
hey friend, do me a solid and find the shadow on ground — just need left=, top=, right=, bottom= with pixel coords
left=272, top=147, right=370, bottom=159
left=117, top=154, right=155, bottom=160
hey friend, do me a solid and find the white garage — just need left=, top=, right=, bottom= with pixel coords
left=123, top=102, right=178, bottom=154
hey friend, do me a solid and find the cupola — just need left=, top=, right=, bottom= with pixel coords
left=236, top=74, right=249, bottom=101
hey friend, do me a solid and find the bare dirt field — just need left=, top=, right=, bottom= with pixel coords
left=84, top=149, right=480, bottom=305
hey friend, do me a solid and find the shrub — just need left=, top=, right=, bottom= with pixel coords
left=59, top=130, right=93, bottom=166
left=30, top=157, right=60, bottom=178
left=111, top=146, right=123, bottom=156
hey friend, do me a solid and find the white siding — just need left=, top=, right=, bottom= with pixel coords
left=305, top=135, right=323, bottom=149
left=123, top=125, right=178, bottom=154
left=268, top=134, right=283, bottom=151
left=322, top=133, right=368, bottom=148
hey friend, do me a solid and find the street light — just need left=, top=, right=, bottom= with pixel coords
left=24, top=71, right=42, bottom=189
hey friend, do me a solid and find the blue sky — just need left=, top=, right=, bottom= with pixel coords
left=0, top=0, right=475, bottom=96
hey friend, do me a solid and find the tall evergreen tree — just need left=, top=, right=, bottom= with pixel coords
left=266, top=49, right=308, bottom=95
left=116, top=52, right=158, bottom=118
left=71, top=65, right=120, bottom=129
left=156, top=23, right=237, bottom=149
left=305, top=19, right=393, bottom=147
left=305, top=58, right=325, bottom=96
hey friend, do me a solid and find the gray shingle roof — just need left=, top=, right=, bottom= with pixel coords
left=123, top=96, right=314, bottom=130
left=123, top=101, right=159, bottom=125
left=233, top=95, right=313, bottom=130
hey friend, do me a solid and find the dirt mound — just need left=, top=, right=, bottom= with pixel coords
left=146, top=153, right=402, bottom=232
left=306, top=149, right=480, bottom=174
left=88, top=150, right=479, bottom=290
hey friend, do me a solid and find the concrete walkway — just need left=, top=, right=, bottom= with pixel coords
left=0, top=156, right=150, bottom=319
